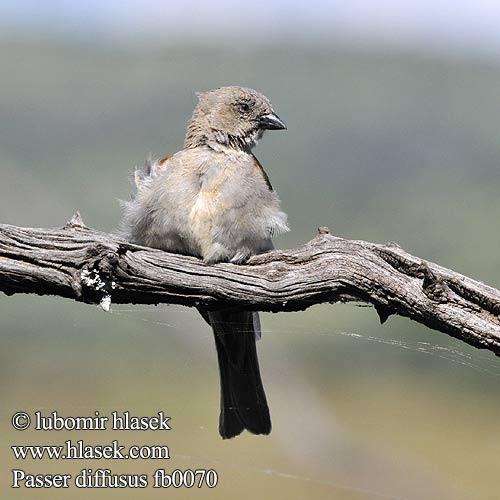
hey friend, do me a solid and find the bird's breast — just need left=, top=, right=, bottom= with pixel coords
left=180, top=149, right=286, bottom=260
left=187, top=167, right=229, bottom=255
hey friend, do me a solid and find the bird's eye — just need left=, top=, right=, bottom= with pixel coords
left=238, top=102, right=250, bottom=113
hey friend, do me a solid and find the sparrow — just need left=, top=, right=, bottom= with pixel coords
left=120, top=86, right=289, bottom=438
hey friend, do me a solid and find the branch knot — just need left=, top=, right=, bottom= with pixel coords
left=419, top=261, right=452, bottom=302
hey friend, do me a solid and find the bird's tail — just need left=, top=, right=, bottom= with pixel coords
left=207, top=309, right=271, bottom=439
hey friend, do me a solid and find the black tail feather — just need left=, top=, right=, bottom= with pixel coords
left=207, top=309, right=271, bottom=439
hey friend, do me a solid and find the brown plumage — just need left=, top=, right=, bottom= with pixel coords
left=121, top=86, right=288, bottom=438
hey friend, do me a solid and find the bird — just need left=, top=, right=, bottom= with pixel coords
left=120, top=86, right=289, bottom=439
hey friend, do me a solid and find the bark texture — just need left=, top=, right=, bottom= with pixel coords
left=1, top=215, right=500, bottom=356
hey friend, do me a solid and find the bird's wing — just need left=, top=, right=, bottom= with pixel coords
left=251, top=154, right=273, bottom=191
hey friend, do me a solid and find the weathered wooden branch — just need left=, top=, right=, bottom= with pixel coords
left=1, top=213, right=500, bottom=357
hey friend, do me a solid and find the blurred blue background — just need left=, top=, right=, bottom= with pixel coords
left=1, top=2, right=500, bottom=499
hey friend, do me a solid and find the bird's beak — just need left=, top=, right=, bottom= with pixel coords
left=259, top=112, right=287, bottom=130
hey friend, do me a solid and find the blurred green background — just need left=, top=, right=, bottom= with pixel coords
left=2, top=3, right=500, bottom=499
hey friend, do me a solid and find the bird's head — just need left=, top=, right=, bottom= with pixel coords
left=184, top=86, right=286, bottom=151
